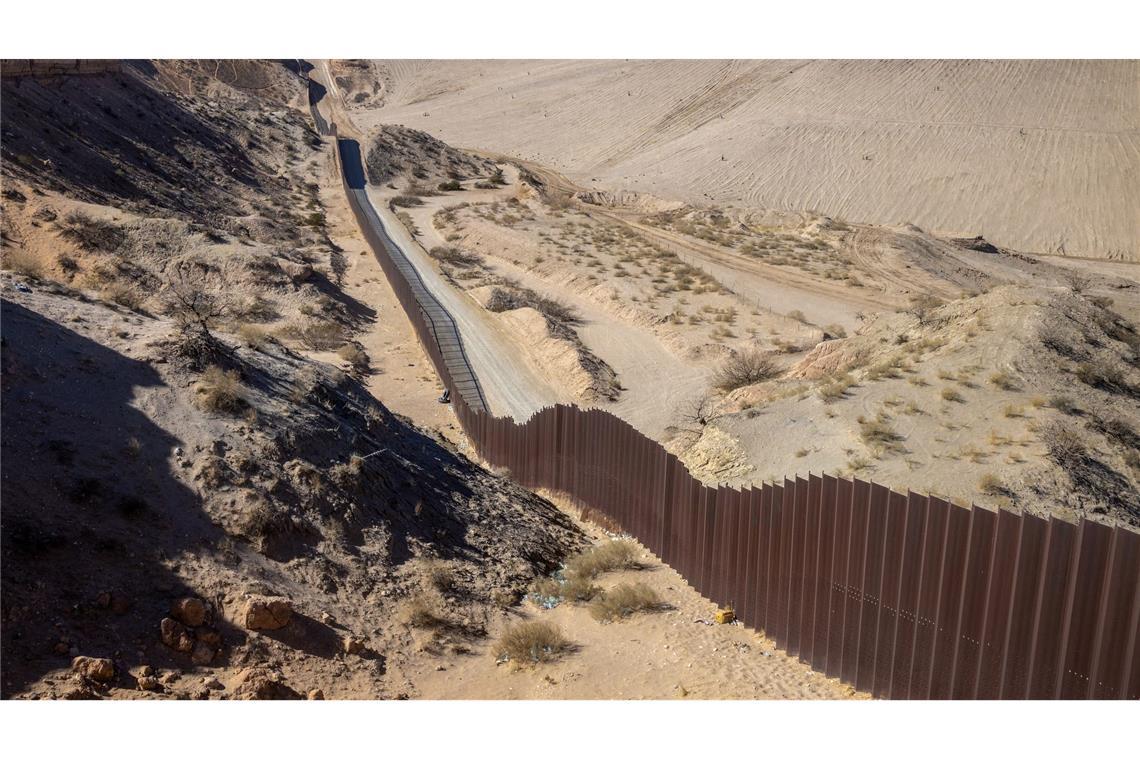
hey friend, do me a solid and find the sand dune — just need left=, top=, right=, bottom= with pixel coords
left=351, top=59, right=1140, bottom=261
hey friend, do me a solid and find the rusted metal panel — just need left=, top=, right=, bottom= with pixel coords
left=902, top=494, right=948, bottom=701
left=889, top=492, right=927, bottom=699
left=841, top=478, right=870, bottom=686
left=825, top=477, right=853, bottom=677
left=1088, top=527, right=1140, bottom=698
left=928, top=502, right=971, bottom=700
left=812, top=474, right=837, bottom=672
left=998, top=513, right=1048, bottom=699
left=872, top=489, right=907, bottom=698
left=974, top=509, right=1020, bottom=699
left=855, top=482, right=889, bottom=693
left=741, top=487, right=761, bottom=629
left=786, top=477, right=808, bottom=656
left=1026, top=517, right=1077, bottom=699
left=758, top=483, right=776, bottom=635
left=1057, top=519, right=1114, bottom=699
left=772, top=481, right=790, bottom=645
left=800, top=474, right=822, bottom=666
left=950, top=506, right=997, bottom=699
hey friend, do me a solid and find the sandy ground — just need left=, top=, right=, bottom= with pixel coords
left=349, top=60, right=1139, bottom=261
left=403, top=501, right=862, bottom=700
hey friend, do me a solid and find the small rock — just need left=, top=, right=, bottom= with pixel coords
left=320, top=612, right=335, bottom=625
left=342, top=636, right=365, bottom=656
left=160, top=618, right=195, bottom=653
left=307, top=689, right=325, bottom=700
left=230, top=667, right=302, bottom=700
left=171, top=597, right=207, bottom=627
left=110, top=594, right=131, bottom=615
left=191, top=641, right=216, bottom=665
left=53, top=641, right=70, bottom=655
left=195, top=627, right=222, bottom=647
left=137, top=676, right=161, bottom=692
left=139, top=665, right=154, bottom=677
left=159, top=670, right=181, bottom=685
left=241, top=596, right=292, bottom=631
left=201, top=677, right=224, bottom=690
left=71, top=656, right=115, bottom=682
left=94, top=592, right=112, bottom=609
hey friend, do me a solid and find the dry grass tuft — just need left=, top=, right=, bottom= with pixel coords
left=563, top=540, right=639, bottom=580
left=403, top=594, right=449, bottom=629
left=941, top=387, right=965, bottom=403
left=495, top=620, right=570, bottom=665
left=588, top=583, right=663, bottom=622
left=978, top=473, right=1009, bottom=496
left=195, top=366, right=245, bottom=414
left=989, top=371, right=1020, bottom=391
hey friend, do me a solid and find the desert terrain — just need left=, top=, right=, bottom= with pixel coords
left=1, top=59, right=867, bottom=700
left=335, top=59, right=1140, bottom=261
left=2, top=57, right=1138, bottom=701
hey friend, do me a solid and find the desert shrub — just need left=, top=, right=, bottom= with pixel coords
left=196, top=366, right=245, bottom=414
left=428, top=246, right=482, bottom=268
left=1041, top=423, right=1087, bottom=465
left=713, top=348, right=779, bottom=392
left=490, top=168, right=506, bottom=185
left=787, top=309, right=809, bottom=324
left=473, top=181, right=495, bottom=190
left=59, top=211, right=126, bottom=252
left=823, top=323, right=847, bottom=339
left=859, top=413, right=903, bottom=451
left=561, top=575, right=602, bottom=602
left=236, top=323, right=269, bottom=349
left=1003, top=404, right=1025, bottom=418
left=337, top=343, right=370, bottom=374
left=391, top=195, right=423, bottom=207
left=98, top=281, right=143, bottom=309
left=819, top=374, right=854, bottom=403
left=563, top=540, right=639, bottom=580
left=403, top=594, right=448, bottom=629
left=495, top=620, right=569, bottom=665
left=978, top=473, right=1009, bottom=496
left=1075, top=361, right=1127, bottom=394
left=1050, top=395, right=1080, bottom=415
left=989, top=371, right=1020, bottom=391
left=423, top=561, right=456, bottom=593
left=485, top=285, right=578, bottom=325
left=908, top=294, right=946, bottom=325
left=233, top=295, right=279, bottom=322
left=1, top=248, right=45, bottom=278
left=295, top=320, right=346, bottom=351
left=941, top=387, right=965, bottom=403
left=865, top=358, right=905, bottom=381
left=588, top=583, right=663, bottom=622
left=437, top=180, right=462, bottom=192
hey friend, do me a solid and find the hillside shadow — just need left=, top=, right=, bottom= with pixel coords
left=0, top=300, right=224, bottom=697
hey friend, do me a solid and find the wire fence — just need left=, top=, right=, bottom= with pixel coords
left=331, top=122, right=1140, bottom=700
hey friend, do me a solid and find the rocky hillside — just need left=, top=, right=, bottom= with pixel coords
left=0, top=60, right=585, bottom=699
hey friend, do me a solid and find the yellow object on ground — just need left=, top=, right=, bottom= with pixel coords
left=715, top=608, right=735, bottom=624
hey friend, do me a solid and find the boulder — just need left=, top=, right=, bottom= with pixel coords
left=171, top=597, right=207, bottom=627
left=230, top=668, right=302, bottom=700
left=72, top=656, right=115, bottom=682
left=282, top=261, right=313, bottom=283
left=307, top=689, right=325, bottom=700
left=241, top=596, right=293, bottom=631
left=160, top=617, right=195, bottom=653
